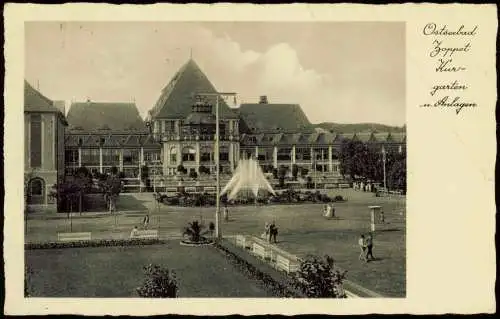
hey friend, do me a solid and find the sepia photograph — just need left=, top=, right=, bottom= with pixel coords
left=4, top=2, right=498, bottom=315
left=24, top=21, right=406, bottom=298
left=23, top=21, right=407, bottom=299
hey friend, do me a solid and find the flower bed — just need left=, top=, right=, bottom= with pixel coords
left=25, top=238, right=168, bottom=250
left=158, top=190, right=347, bottom=208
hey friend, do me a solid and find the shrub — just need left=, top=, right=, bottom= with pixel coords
left=292, top=255, right=347, bottom=298
left=136, top=264, right=178, bottom=298
left=25, top=238, right=165, bottom=250
left=189, top=170, right=198, bottom=180
left=182, top=220, right=209, bottom=242
left=334, top=195, right=345, bottom=202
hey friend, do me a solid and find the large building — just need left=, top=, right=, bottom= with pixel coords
left=36, top=57, right=405, bottom=192
left=24, top=81, right=67, bottom=207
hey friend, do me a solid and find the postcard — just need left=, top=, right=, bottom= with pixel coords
left=3, top=3, right=497, bottom=315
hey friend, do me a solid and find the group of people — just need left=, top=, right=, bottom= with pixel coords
left=262, top=221, right=278, bottom=243
left=358, top=233, right=375, bottom=262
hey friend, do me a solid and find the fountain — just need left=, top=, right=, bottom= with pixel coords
left=220, top=155, right=276, bottom=201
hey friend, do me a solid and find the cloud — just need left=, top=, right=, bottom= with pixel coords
left=25, top=22, right=404, bottom=126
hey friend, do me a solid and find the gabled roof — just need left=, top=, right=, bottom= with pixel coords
left=24, top=80, right=68, bottom=124
left=64, top=132, right=161, bottom=149
left=149, top=59, right=238, bottom=120
left=24, top=80, right=59, bottom=113
left=67, top=101, right=146, bottom=132
left=317, top=132, right=335, bottom=144
left=238, top=103, right=312, bottom=133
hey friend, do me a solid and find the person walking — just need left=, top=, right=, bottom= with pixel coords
left=143, top=214, right=150, bottom=230
left=358, top=234, right=367, bottom=262
left=365, top=233, right=375, bottom=261
left=263, top=222, right=270, bottom=240
left=269, top=221, right=278, bottom=243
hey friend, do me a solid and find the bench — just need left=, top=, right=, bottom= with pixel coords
left=130, top=229, right=159, bottom=239
left=57, top=232, right=92, bottom=242
left=236, top=235, right=251, bottom=249
left=252, top=242, right=271, bottom=260
left=276, top=254, right=300, bottom=274
left=324, top=183, right=337, bottom=189
left=339, top=183, right=350, bottom=188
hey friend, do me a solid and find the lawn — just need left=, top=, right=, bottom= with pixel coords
left=25, top=243, right=273, bottom=297
left=26, top=189, right=406, bottom=297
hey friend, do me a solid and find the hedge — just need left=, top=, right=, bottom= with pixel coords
left=25, top=238, right=168, bottom=250
left=213, top=242, right=305, bottom=298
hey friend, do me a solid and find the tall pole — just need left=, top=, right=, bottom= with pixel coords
left=215, top=95, right=220, bottom=239
left=313, top=149, right=317, bottom=190
left=382, top=146, right=387, bottom=192
left=196, top=92, right=237, bottom=240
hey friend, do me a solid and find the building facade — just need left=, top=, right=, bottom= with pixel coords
left=60, top=58, right=406, bottom=188
left=24, top=81, right=67, bottom=207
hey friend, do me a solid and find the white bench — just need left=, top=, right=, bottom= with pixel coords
left=236, top=235, right=249, bottom=248
left=339, top=183, right=350, bottom=188
left=57, top=232, right=92, bottom=242
left=130, top=229, right=159, bottom=239
left=276, top=254, right=300, bottom=274
left=252, top=242, right=271, bottom=260
left=324, top=183, right=337, bottom=189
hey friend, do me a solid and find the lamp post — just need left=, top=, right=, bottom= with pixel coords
left=382, top=146, right=387, bottom=193
left=195, top=92, right=237, bottom=240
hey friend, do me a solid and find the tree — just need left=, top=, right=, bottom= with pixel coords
left=199, top=165, right=210, bottom=175
left=387, top=152, right=406, bottom=192
left=136, top=264, right=178, bottom=298
left=141, top=164, right=150, bottom=190
left=182, top=220, right=211, bottom=243
left=100, top=166, right=122, bottom=213
left=189, top=170, right=198, bottom=180
left=24, top=169, right=37, bottom=214
left=177, top=164, right=187, bottom=175
left=293, top=255, right=347, bottom=298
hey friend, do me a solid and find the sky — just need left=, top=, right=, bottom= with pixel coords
left=25, top=21, right=406, bottom=126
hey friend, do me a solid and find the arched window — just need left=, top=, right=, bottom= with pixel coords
left=28, top=178, right=45, bottom=205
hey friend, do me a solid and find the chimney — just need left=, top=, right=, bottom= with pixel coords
left=259, top=95, right=268, bottom=104
left=53, top=100, right=66, bottom=114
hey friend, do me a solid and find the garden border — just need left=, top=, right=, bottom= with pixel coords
left=25, top=238, right=168, bottom=250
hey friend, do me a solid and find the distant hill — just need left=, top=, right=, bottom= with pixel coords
left=313, top=122, right=406, bottom=133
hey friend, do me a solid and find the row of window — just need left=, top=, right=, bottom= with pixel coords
left=65, top=149, right=162, bottom=165
left=155, top=120, right=236, bottom=135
